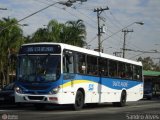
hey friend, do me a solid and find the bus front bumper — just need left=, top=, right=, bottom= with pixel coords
left=15, top=93, right=60, bottom=104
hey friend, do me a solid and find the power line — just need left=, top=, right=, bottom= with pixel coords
left=75, top=9, right=97, bottom=25
left=0, top=0, right=88, bottom=33
left=87, top=35, right=97, bottom=44
left=87, top=20, right=145, bottom=58
left=71, top=9, right=97, bottom=29
left=62, top=8, right=97, bottom=30
left=129, top=50, right=160, bottom=60
left=102, top=11, right=146, bottom=54
left=124, top=48, right=160, bottom=53
left=129, top=53, right=146, bottom=59
left=34, top=0, right=97, bottom=30
left=103, top=11, right=122, bottom=30
left=109, top=11, right=124, bottom=28
left=87, top=27, right=124, bottom=51
left=0, top=2, right=59, bottom=33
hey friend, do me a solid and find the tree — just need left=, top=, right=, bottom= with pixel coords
left=31, top=20, right=64, bottom=43
left=137, top=57, right=160, bottom=71
left=31, top=19, right=87, bottom=47
left=31, top=28, right=48, bottom=42
left=0, top=17, right=23, bottom=87
left=47, top=20, right=64, bottom=42
left=65, top=19, right=86, bottom=47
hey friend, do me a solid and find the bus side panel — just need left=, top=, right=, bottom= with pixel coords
left=101, top=78, right=121, bottom=103
left=59, top=75, right=143, bottom=104
left=61, top=74, right=100, bottom=104
left=101, top=78, right=143, bottom=102
left=78, top=75, right=100, bottom=103
left=126, top=83, right=143, bottom=101
left=60, top=74, right=76, bottom=104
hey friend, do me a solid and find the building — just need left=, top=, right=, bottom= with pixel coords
left=143, top=70, right=160, bottom=98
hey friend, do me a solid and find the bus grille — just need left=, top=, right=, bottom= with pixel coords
left=28, top=96, right=44, bottom=100
left=24, top=85, right=50, bottom=90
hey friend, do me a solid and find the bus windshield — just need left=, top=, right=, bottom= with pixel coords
left=17, top=55, right=61, bottom=83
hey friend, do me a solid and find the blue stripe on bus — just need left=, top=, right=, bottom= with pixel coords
left=16, top=74, right=142, bottom=94
left=62, top=74, right=142, bottom=90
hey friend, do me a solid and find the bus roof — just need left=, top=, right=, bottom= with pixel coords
left=21, top=42, right=142, bottom=66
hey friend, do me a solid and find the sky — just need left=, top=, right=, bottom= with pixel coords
left=0, top=0, right=160, bottom=62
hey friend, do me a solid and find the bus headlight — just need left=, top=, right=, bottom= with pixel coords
left=15, top=86, right=23, bottom=94
left=49, top=87, right=60, bottom=94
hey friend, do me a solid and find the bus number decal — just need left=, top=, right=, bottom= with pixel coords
left=88, top=84, right=94, bottom=91
left=113, top=81, right=128, bottom=88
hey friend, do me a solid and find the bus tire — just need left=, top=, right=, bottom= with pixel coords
left=119, top=91, right=127, bottom=107
left=72, top=90, right=84, bottom=111
left=113, top=91, right=127, bottom=107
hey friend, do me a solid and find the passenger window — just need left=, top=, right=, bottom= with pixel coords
left=99, top=58, right=108, bottom=77
left=126, top=64, right=133, bottom=79
left=118, top=62, right=126, bottom=78
left=109, top=60, right=118, bottom=77
left=133, top=66, right=142, bottom=81
left=87, top=55, right=98, bottom=76
left=63, top=50, right=74, bottom=73
left=77, top=53, right=86, bottom=74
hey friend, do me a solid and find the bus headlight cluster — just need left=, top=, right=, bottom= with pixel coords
left=49, top=87, right=60, bottom=94
left=14, top=86, right=23, bottom=94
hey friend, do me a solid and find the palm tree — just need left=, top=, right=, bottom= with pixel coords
left=31, top=20, right=64, bottom=43
left=47, top=20, right=64, bottom=42
left=31, top=28, right=48, bottom=42
left=0, top=17, right=23, bottom=87
left=30, top=19, right=86, bottom=47
left=65, top=19, right=86, bottom=47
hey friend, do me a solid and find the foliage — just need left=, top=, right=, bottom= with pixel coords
left=30, top=19, right=87, bottom=47
left=137, top=57, right=160, bottom=71
left=64, top=19, right=86, bottom=47
left=0, top=18, right=87, bottom=88
left=0, top=17, right=24, bottom=87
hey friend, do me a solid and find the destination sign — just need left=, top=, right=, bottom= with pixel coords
left=19, top=45, right=61, bottom=54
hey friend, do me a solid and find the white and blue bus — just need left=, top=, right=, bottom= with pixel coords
left=15, top=43, right=143, bottom=110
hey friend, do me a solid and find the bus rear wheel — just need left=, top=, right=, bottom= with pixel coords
left=72, top=90, right=84, bottom=110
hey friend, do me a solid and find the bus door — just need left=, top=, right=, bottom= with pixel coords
left=99, top=58, right=108, bottom=102
left=62, top=50, right=75, bottom=93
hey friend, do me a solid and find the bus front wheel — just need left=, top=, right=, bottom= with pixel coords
left=113, top=91, right=127, bottom=107
left=72, top=90, right=84, bottom=110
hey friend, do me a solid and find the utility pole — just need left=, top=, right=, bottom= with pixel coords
left=94, top=7, right=109, bottom=52
left=122, top=29, right=133, bottom=58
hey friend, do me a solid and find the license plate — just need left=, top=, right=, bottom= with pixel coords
left=0, top=97, right=4, bottom=100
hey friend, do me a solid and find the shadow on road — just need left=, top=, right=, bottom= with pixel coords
left=0, top=98, right=159, bottom=112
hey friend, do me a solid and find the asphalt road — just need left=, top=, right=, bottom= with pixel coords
left=0, top=99, right=160, bottom=120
